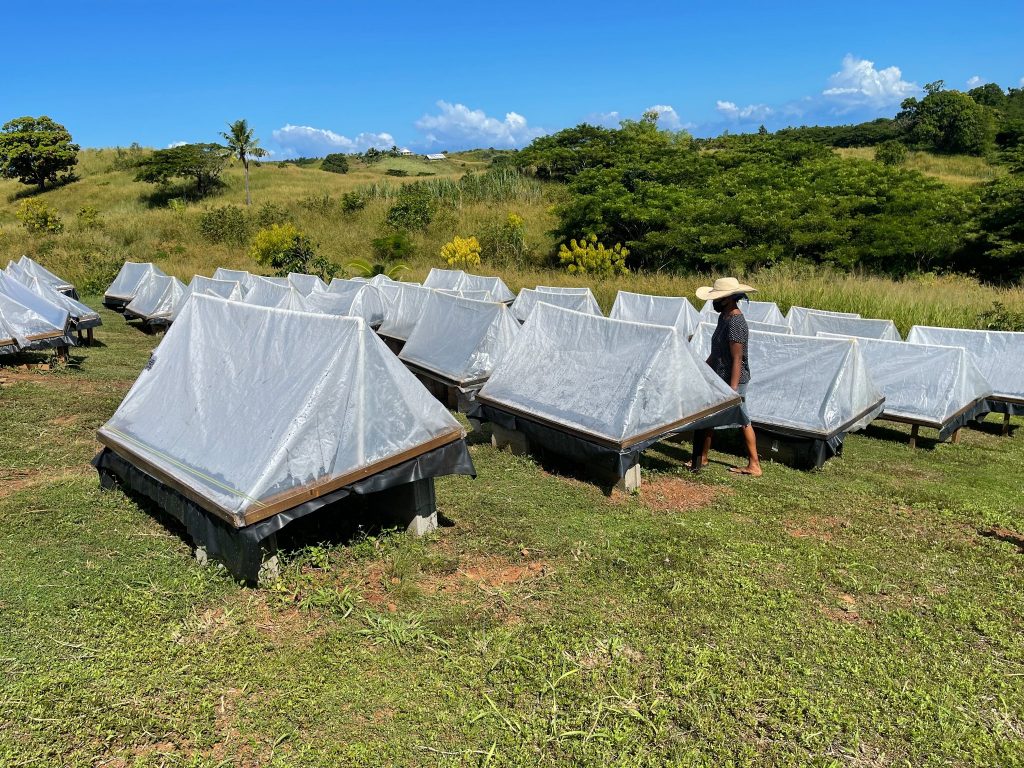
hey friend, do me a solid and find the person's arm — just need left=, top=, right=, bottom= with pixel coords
left=729, top=340, right=744, bottom=391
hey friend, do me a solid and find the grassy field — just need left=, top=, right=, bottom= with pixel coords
left=833, top=147, right=1006, bottom=186
left=1, top=300, right=1023, bottom=766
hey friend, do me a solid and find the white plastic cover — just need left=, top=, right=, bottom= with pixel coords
left=189, top=275, right=243, bottom=301
left=106, top=262, right=168, bottom=301
left=479, top=303, right=739, bottom=446
left=692, top=324, right=884, bottom=437
left=511, top=288, right=603, bottom=323
left=307, top=282, right=386, bottom=326
left=438, top=288, right=493, bottom=301
left=817, top=333, right=991, bottom=427
left=0, top=290, right=66, bottom=346
left=378, top=283, right=435, bottom=341
left=535, top=285, right=591, bottom=294
left=786, top=306, right=861, bottom=336
left=212, top=268, right=256, bottom=291
left=422, top=268, right=516, bottom=303
left=610, top=291, right=702, bottom=337
left=907, top=326, right=1024, bottom=402
left=423, top=268, right=464, bottom=291
left=98, top=295, right=464, bottom=523
left=244, top=277, right=292, bottom=308
left=399, top=292, right=520, bottom=386
left=700, top=299, right=787, bottom=326
left=288, top=273, right=328, bottom=296
left=801, top=313, right=901, bottom=341
left=17, top=273, right=100, bottom=327
left=748, top=320, right=791, bottom=334
left=0, top=272, right=71, bottom=334
left=15, top=256, right=74, bottom=293
left=125, top=275, right=187, bottom=321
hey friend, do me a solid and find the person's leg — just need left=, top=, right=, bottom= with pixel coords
left=691, top=430, right=713, bottom=471
left=729, top=425, right=762, bottom=476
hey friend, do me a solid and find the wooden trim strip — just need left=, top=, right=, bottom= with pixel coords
left=401, top=360, right=488, bottom=390
left=98, top=426, right=465, bottom=529
left=877, top=396, right=988, bottom=431
left=751, top=398, right=885, bottom=441
left=475, top=394, right=742, bottom=451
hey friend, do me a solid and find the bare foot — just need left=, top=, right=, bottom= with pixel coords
left=729, top=465, right=762, bottom=477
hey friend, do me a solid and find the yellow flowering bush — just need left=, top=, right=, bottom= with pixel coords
left=558, top=234, right=629, bottom=277
left=440, top=235, right=481, bottom=268
left=249, top=223, right=301, bottom=265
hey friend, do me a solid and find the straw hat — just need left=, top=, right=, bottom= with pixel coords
left=695, top=276, right=756, bottom=301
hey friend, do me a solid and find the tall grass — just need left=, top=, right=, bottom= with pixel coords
left=834, top=147, right=1005, bottom=186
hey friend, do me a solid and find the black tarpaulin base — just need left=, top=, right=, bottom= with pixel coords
left=93, top=440, right=475, bottom=584
left=986, top=398, right=1024, bottom=418
left=939, top=399, right=993, bottom=441
left=468, top=401, right=747, bottom=477
left=713, top=427, right=843, bottom=470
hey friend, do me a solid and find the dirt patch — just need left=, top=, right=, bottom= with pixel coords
left=784, top=515, right=849, bottom=542
left=459, top=558, right=548, bottom=588
left=980, top=526, right=1024, bottom=553
left=637, top=475, right=726, bottom=513
left=0, top=467, right=91, bottom=500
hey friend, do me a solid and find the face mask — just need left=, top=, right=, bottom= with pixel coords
left=713, top=298, right=728, bottom=313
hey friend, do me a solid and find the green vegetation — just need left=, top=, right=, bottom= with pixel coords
left=134, top=142, right=231, bottom=199
left=321, top=153, right=349, bottom=174
left=1, top=301, right=1023, bottom=765
left=0, top=115, right=79, bottom=191
left=220, top=118, right=268, bottom=206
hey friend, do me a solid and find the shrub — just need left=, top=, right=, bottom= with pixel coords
left=977, top=301, right=1024, bottom=331
left=299, top=193, right=335, bottom=217
left=875, top=140, right=908, bottom=167
left=254, top=201, right=289, bottom=227
left=558, top=235, right=629, bottom=277
left=16, top=198, right=63, bottom=233
left=440, top=235, right=482, bottom=269
left=480, top=212, right=528, bottom=268
left=385, top=184, right=434, bottom=230
left=340, top=191, right=368, bottom=213
left=372, top=231, right=416, bottom=262
left=385, top=168, right=409, bottom=177
left=76, top=206, right=102, bottom=230
left=249, top=223, right=337, bottom=279
left=321, top=153, right=349, bottom=174
left=198, top=205, right=250, bottom=246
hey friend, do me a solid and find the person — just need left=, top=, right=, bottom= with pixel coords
left=691, top=277, right=762, bottom=476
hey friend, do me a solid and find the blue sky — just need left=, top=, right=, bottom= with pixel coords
left=4, top=1, right=1022, bottom=157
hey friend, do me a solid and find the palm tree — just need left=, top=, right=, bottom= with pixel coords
left=220, top=119, right=267, bottom=206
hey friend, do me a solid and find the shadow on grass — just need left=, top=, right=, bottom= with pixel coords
left=863, top=423, right=941, bottom=450
left=6, top=175, right=80, bottom=202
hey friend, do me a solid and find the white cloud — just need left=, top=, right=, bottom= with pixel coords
left=271, top=124, right=394, bottom=157
left=821, top=54, right=919, bottom=111
left=715, top=100, right=774, bottom=121
left=966, top=75, right=983, bottom=88
left=167, top=141, right=188, bottom=148
left=649, top=104, right=691, bottom=130
left=414, top=101, right=544, bottom=148
left=586, top=110, right=621, bottom=127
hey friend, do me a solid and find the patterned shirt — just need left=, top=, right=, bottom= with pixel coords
left=709, top=312, right=750, bottom=386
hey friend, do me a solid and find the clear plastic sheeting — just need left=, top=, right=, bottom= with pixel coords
left=125, top=275, right=187, bottom=322
left=14, top=256, right=75, bottom=295
left=437, top=288, right=493, bottom=301
left=105, top=262, right=168, bottom=304
left=244, top=277, right=292, bottom=308
left=801, top=313, right=901, bottom=341
left=694, top=328, right=884, bottom=438
left=378, top=283, right=434, bottom=341
left=748, top=320, right=791, bottom=334
left=307, top=282, right=386, bottom=326
left=97, top=295, right=466, bottom=525
left=817, top=333, right=991, bottom=429
left=700, top=299, right=786, bottom=326
left=189, top=276, right=243, bottom=301
left=610, top=291, right=701, bottom=338
left=786, top=306, right=860, bottom=336
left=212, top=268, right=256, bottom=292
left=423, top=268, right=515, bottom=302
left=288, top=273, right=328, bottom=296
left=536, top=285, right=591, bottom=294
left=0, top=272, right=71, bottom=336
left=17, top=274, right=101, bottom=329
left=510, top=288, right=603, bottom=323
left=399, top=292, right=520, bottom=386
left=0, top=289, right=67, bottom=347
left=479, top=303, right=739, bottom=447
left=907, top=326, right=1024, bottom=403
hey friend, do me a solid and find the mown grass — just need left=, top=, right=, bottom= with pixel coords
left=834, top=147, right=1006, bottom=186
left=1, top=300, right=1023, bottom=766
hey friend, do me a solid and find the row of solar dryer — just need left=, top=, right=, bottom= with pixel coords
left=0, top=256, right=101, bottom=359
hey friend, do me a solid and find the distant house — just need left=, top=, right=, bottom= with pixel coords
left=425, top=153, right=447, bottom=161
left=398, top=148, right=413, bottom=156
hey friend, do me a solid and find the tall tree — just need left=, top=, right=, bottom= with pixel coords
left=0, top=116, right=79, bottom=191
left=220, top=119, right=267, bottom=205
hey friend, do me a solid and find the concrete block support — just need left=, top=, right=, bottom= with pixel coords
left=374, top=478, right=438, bottom=536
left=614, top=462, right=642, bottom=493
left=491, top=423, right=530, bottom=455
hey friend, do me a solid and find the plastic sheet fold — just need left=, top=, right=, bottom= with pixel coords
left=378, top=283, right=434, bottom=340
left=510, top=288, right=603, bottom=323
left=105, top=262, right=168, bottom=305
left=610, top=291, right=701, bottom=337
left=125, top=275, right=187, bottom=322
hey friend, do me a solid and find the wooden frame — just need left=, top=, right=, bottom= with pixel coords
left=475, top=393, right=743, bottom=451
left=401, top=359, right=489, bottom=391
left=97, top=426, right=465, bottom=529
left=749, top=398, right=885, bottom=442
